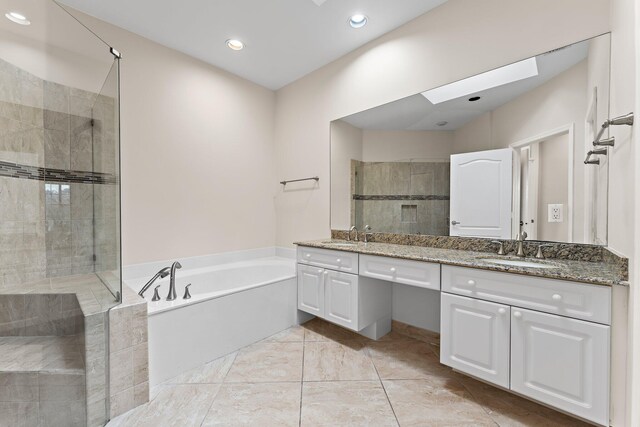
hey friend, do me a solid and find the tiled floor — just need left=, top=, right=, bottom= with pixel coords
left=107, top=318, right=590, bottom=427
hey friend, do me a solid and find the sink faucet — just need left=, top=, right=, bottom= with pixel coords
left=166, top=261, right=182, bottom=301
left=348, top=226, right=358, bottom=242
left=138, top=267, right=171, bottom=297
left=515, top=231, right=528, bottom=258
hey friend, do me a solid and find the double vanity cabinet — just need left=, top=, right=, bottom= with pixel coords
left=296, top=244, right=612, bottom=426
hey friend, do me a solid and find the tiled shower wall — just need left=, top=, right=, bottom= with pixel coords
left=0, top=58, right=118, bottom=290
left=352, top=160, right=450, bottom=236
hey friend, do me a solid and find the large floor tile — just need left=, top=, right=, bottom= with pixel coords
left=107, top=384, right=220, bottom=427
left=225, top=341, right=303, bottom=383
left=202, top=382, right=301, bottom=426
left=263, top=326, right=305, bottom=342
left=301, top=381, right=397, bottom=426
left=368, top=340, right=452, bottom=380
left=303, top=341, right=378, bottom=381
left=383, top=379, right=496, bottom=427
left=302, top=318, right=366, bottom=343
left=457, top=375, right=591, bottom=427
left=164, top=352, right=236, bottom=384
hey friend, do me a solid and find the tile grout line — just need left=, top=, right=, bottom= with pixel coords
left=367, top=343, right=401, bottom=427
left=198, top=352, right=238, bottom=427
left=299, top=332, right=307, bottom=427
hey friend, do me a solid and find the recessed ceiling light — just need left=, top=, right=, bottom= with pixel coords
left=5, top=11, right=30, bottom=25
left=226, top=39, right=244, bottom=51
left=436, top=121, right=448, bottom=126
left=421, top=57, right=538, bottom=104
left=468, top=96, right=481, bottom=102
left=349, top=14, right=367, bottom=29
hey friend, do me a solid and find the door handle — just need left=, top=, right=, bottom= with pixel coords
left=451, top=220, right=460, bottom=225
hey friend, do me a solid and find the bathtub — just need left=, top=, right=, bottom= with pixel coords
left=125, top=254, right=297, bottom=386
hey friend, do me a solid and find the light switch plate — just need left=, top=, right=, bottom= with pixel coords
left=548, top=204, right=563, bottom=223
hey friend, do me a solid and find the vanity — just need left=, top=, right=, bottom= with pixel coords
left=295, top=239, right=624, bottom=426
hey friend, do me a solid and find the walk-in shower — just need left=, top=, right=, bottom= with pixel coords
left=0, top=0, right=121, bottom=425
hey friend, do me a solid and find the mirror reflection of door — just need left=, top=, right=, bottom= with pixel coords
left=512, top=128, right=572, bottom=243
left=449, top=148, right=513, bottom=239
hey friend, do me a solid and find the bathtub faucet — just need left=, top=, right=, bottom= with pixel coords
left=138, top=267, right=171, bottom=298
left=166, top=261, right=182, bottom=301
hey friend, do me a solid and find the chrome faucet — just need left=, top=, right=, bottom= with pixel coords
left=348, top=226, right=358, bottom=242
left=491, top=240, right=505, bottom=255
left=138, top=267, right=171, bottom=297
left=166, top=261, right=182, bottom=301
left=515, top=231, right=528, bottom=257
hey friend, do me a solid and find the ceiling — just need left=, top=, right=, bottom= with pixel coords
left=341, top=39, right=591, bottom=131
left=55, top=0, right=448, bottom=90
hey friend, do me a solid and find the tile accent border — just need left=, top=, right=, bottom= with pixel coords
left=0, top=161, right=117, bottom=185
left=353, top=194, right=450, bottom=201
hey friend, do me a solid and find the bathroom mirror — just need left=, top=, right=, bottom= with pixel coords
left=330, top=34, right=611, bottom=245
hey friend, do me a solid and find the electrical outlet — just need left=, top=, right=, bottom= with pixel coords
left=548, top=204, right=563, bottom=223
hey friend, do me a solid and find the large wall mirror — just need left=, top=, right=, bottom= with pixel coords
left=331, top=34, right=611, bottom=245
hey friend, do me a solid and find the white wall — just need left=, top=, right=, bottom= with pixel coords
left=537, top=134, right=570, bottom=242
left=362, top=129, right=453, bottom=162
left=72, top=13, right=278, bottom=265
left=330, top=120, right=362, bottom=230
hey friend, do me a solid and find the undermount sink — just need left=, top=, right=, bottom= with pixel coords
left=481, top=258, right=558, bottom=269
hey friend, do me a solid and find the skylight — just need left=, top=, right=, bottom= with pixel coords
left=421, top=57, right=539, bottom=104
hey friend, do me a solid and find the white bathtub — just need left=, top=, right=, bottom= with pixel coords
left=125, top=253, right=298, bottom=386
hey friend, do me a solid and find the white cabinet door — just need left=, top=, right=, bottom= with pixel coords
left=440, top=293, right=510, bottom=388
left=450, top=148, right=513, bottom=239
left=324, top=270, right=359, bottom=331
left=511, top=308, right=609, bottom=426
left=297, top=264, right=325, bottom=317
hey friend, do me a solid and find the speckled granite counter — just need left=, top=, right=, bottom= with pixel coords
left=295, top=239, right=628, bottom=287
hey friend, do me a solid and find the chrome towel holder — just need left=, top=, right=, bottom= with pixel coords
left=280, top=176, right=319, bottom=186
left=584, top=112, right=634, bottom=165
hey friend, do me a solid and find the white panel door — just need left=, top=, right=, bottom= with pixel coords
left=511, top=308, right=609, bottom=426
left=450, top=148, right=513, bottom=239
left=440, top=293, right=510, bottom=388
left=324, top=270, right=359, bottom=331
left=297, top=264, right=325, bottom=316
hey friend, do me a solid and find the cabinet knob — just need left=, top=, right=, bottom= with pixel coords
left=306, top=254, right=311, bottom=258
left=324, top=271, right=329, bottom=275
left=390, top=267, right=396, bottom=273
left=467, top=279, right=476, bottom=286
left=317, top=269, right=323, bottom=273
left=498, top=308, right=506, bottom=315
left=552, top=294, right=562, bottom=301
left=513, top=311, right=522, bottom=318
left=336, top=258, right=341, bottom=263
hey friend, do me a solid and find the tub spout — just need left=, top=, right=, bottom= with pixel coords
left=166, top=261, right=182, bottom=301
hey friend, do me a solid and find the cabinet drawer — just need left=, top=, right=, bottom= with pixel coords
left=360, top=254, right=440, bottom=290
left=297, top=246, right=358, bottom=274
left=442, top=266, right=611, bottom=325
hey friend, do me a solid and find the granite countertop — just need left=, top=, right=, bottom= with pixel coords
left=295, top=239, right=626, bottom=287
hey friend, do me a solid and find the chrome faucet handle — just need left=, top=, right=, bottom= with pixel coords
left=183, top=284, right=192, bottom=300
left=535, top=244, right=554, bottom=259
left=490, top=240, right=505, bottom=255
left=364, top=225, right=373, bottom=243
left=152, top=285, right=161, bottom=302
